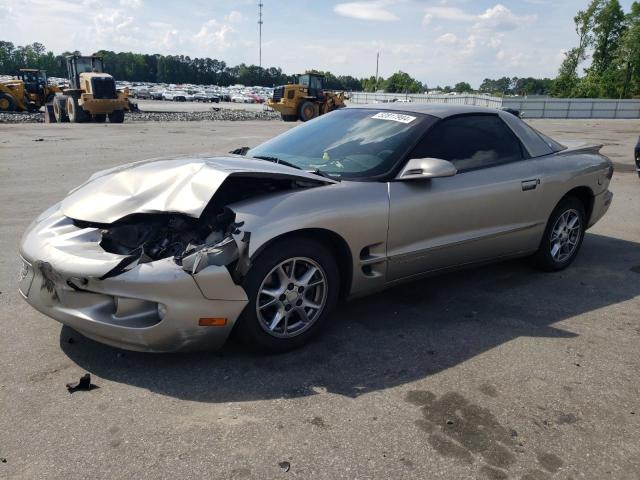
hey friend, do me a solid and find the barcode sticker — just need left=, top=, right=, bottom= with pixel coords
left=371, top=112, right=416, bottom=124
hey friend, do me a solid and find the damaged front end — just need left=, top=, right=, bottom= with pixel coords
left=19, top=156, right=335, bottom=351
left=93, top=207, right=249, bottom=281
left=58, top=156, right=336, bottom=283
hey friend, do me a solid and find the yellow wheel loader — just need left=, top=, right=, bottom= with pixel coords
left=0, top=69, right=61, bottom=112
left=267, top=72, right=345, bottom=122
left=51, top=55, right=130, bottom=123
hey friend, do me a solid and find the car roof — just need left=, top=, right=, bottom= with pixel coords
left=348, top=103, right=502, bottom=119
left=348, top=102, right=558, bottom=158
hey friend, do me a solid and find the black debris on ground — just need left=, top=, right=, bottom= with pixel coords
left=66, top=373, right=98, bottom=394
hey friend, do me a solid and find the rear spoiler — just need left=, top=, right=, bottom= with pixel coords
left=555, top=141, right=603, bottom=155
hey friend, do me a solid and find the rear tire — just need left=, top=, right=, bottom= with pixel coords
left=108, top=109, right=125, bottom=123
left=298, top=101, right=318, bottom=122
left=67, top=96, right=88, bottom=123
left=93, top=114, right=106, bottom=123
left=26, top=97, right=39, bottom=112
left=234, top=237, right=340, bottom=353
left=531, top=196, right=586, bottom=271
left=0, top=93, right=17, bottom=111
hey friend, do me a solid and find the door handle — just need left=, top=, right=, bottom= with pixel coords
left=521, top=179, right=540, bottom=191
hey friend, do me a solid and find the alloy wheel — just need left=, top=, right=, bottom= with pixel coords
left=550, top=209, right=582, bottom=263
left=256, top=257, right=328, bottom=338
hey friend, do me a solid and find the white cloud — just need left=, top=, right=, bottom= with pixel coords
left=120, top=0, right=142, bottom=8
left=225, top=10, right=243, bottom=23
left=496, top=49, right=526, bottom=67
left=193, top=19, right=234, bottom=49
left=436, top=33, right=458, bottom=45
left=92, top=9, right=134, bottom=36
left=422, top=7, right=474, bottom=24
left=334, top=1, right=398, bottom=22
left=149, top=21, right=172, bottom=29
left=423, top=4, right=536, bottom=31
left=476, top=4, right=537, bottom=31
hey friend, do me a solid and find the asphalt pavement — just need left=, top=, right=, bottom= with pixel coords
left=0, top=119, right=639, bottom=479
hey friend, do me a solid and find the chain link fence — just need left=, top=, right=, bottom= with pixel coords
left=346, top=92, right=640, bottom=119
left=502, top=98, right=640, bottom=119
left=347, top=92, right=503, bottom=108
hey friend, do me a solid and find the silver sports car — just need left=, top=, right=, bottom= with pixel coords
left=19, top=105, right=614, bottom=352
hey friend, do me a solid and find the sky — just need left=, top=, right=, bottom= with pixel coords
left=0, top=0, right=636, bottom=87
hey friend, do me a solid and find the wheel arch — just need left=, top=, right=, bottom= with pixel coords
left=251, top=228, right=353, bottom=300
left=561, top=186, right=594, bottom=224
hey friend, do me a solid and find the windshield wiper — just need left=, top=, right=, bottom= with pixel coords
left=251, top=155, right=303, bottom=171
left=309, top=168, right=341, bottom=181
left=252, top=155, right=340, bottom=181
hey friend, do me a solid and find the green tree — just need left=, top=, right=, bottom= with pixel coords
left=361, top=75, right=383, bottom=92
left=454, top=81, right=473, bottom=93
left=383, top=71, right=423, bottom=93
left=553, top=0, right=603, bottom=96
left=591, top=0, right=626, bottom=75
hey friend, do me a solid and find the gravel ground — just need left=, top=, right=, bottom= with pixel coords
left=0, top=108, right=280, bottom=123
left=0, top=119, right=639, bottom=479
left=135, top=99, right=269, bottom=113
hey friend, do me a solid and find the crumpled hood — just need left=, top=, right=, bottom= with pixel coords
left=61, top=155, right=335, bottom=224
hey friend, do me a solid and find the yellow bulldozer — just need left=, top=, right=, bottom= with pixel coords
left=49, top=54, right=130, bottom=123
left=0, top=69, right=61, bottom=112
left=268, top=72, right=346, bottom=122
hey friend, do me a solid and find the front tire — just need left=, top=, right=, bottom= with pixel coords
left=532, top=196, right=586, bottom=271
left=235, top=237, right=340, bottom=353
left=0, top=93, right=17, bottom=111
left=52, top=95, right=69, bottom=122
left=67, top=96, right=88, bottom=123
left=108, top=109, right=125, bottom=123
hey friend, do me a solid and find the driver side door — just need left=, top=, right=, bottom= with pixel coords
left=386, top=114, right=543, bottom=281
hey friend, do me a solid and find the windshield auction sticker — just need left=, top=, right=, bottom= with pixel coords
left=371, top=112, right=416, bottom=124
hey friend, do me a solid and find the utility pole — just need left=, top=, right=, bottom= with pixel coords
left=258, top=2, right=263, bottom=70
left=374, top=51, right=379, bottom=92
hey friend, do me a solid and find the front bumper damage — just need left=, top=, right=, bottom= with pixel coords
left=19, top=205, right=248, bottom=352
left=19, top=156, right=335, bottom=351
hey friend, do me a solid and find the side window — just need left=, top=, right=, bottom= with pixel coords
left=410, top=115, right=524, bottom=171
left=310, top=76, right=322, bottom=90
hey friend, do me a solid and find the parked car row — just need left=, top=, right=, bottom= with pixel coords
left=120, top=82, right=273, bottom=104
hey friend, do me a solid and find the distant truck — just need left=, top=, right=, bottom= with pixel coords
left=0, top=69, right=61, bottom=112
left=49, top=55, right=131, bottom=123
left=268, top=72, right=345, bottom=122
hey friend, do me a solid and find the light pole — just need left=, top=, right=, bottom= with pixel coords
left=374, top=51, right=379, bottom=92
left=258, top=2, right=263, bottom=70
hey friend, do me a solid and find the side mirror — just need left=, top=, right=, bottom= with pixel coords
left=229, top=146, right=250, bottom=156
left=397, top=158, right=457, bottom=181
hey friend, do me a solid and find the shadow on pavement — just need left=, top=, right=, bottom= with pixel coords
left=60, top=233, right=640, bottom=402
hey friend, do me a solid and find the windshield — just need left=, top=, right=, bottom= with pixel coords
left=75, top=57, right=104, bottom=73
left=248, top=108, right=433, bottom=179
